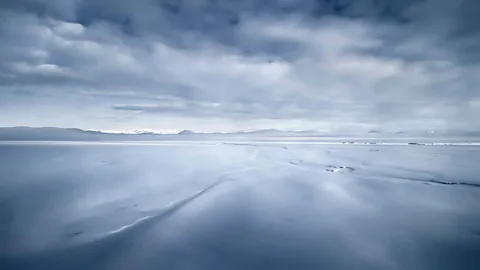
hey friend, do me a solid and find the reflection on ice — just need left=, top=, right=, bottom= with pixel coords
left=0, top=142, right=479, bottom=270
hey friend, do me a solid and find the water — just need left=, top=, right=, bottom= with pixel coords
left=1, top=142, right=479, bottom=270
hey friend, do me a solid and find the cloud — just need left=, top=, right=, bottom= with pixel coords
left=0, top=0, right=479, bottom=132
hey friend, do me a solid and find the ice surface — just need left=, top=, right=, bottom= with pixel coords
left=0, top=142, right=479, bottom=270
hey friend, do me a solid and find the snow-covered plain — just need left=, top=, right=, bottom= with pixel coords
left=0, top=141, right=479, bottom=270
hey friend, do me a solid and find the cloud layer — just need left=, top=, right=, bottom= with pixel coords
left=1, top=0, right=479, bottom=132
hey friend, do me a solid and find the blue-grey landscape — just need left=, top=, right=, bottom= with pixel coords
left=1, top=0, right=480, bottom=269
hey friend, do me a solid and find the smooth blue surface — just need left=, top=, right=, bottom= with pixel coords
left=1, top=143, right=480, bottom=270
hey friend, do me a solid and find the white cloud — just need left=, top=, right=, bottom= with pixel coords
left=10, top=62, right=69, bottom=76
left=52, top=21, right=85, bottom=36
left=0, top=3, right=479, bottom=133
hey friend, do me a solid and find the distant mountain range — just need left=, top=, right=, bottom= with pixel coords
left=0, top=126, right=479, bottom=141
left=177, top=129, right=323, bottom=136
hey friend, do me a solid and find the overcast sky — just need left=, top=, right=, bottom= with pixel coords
left=0, top=0, right=479, bottom=133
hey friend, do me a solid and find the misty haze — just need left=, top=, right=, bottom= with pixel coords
left=1, top=0, right=480, bottom=270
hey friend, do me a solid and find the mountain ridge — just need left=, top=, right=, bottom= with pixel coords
left=1, top=126, right=479, bottom=141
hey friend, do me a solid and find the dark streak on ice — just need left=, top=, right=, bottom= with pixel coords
left=428, top=180, right=480, bottom=188
left=387, top=176, right=480, bottom=188
left=70, top=231, right=84, bottom=238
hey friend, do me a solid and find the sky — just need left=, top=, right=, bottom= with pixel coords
left=0, top=0, right=479, bottom=133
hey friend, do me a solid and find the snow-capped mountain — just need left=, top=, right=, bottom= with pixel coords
left=177, top=130, right=197, bottom=135
left=93, top=129, right=166, bottom=135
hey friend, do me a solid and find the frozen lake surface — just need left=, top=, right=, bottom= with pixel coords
left=1, top=142, right=480, bottom=270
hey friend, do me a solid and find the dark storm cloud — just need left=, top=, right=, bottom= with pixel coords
left=0, top=0, right=479, bottom=132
